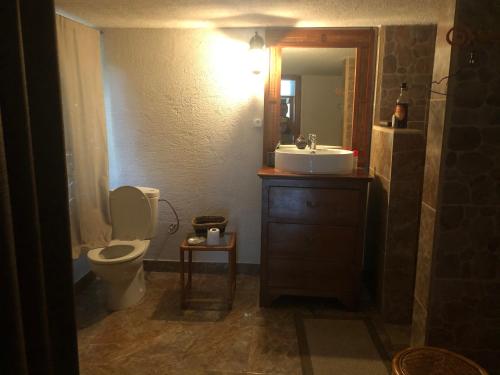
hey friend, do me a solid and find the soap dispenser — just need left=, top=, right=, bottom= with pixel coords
left=295, top=135, right=307, bottom=149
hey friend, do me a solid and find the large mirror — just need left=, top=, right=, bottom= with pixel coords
left=280, top=47, right=356, bottom=148
left=263, top=28, right=376, bottom=169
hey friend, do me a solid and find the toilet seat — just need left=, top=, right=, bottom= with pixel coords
left=87, top=239, right=150, bottom=265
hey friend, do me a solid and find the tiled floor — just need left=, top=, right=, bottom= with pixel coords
left=76, top=272, right=410, bottom=375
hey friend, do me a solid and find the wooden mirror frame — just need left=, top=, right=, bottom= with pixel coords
left=263, top=28, right=377, bottom=170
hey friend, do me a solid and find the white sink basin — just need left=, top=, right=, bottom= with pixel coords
left=275, top=147, right=354, bottom=174
left=279, top=144, right=342, bottom=150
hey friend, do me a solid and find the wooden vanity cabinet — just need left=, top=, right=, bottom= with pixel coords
left=258, top=167, right=372, bottom=309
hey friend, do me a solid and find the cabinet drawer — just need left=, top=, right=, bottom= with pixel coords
left=268, top=222, right=357, bottom=263
left=268, top=187, right=360, bottom=225
left=267, top=258, right=354, bottom=292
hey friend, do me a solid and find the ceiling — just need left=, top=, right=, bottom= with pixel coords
left=55, top=0, right=452, bottom=29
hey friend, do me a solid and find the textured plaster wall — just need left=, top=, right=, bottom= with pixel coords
left=102, top=28, right=265, bottom=264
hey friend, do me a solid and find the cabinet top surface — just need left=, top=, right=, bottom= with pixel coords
left=257, top=167, right=373, bottom=181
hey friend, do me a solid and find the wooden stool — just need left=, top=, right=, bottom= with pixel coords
left=179, top=232, right=236, bottom=310
left=392, top=347, right=488, bottom=375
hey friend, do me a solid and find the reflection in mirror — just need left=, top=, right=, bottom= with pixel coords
left=280, top=48, right=356, bottom=148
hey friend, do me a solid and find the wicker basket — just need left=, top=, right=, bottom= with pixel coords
left=191, top=216, right=227, bottom=236
left=392, top=347, right=489, bottom=375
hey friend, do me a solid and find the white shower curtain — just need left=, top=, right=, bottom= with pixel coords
left=56, top=15, right=112, bottom=258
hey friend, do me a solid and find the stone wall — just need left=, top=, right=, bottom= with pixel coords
left=412, top=0, right=500, bottom=372
left=376, top=25, right=436, bottom=132
left=368, top=126, right=425, bottom=323
left=369, top=23, right=435, bottom=324
left=411, top=2, right=456, bottom=346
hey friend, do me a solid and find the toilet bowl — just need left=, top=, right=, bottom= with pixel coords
left=87, top=186, right=159, bottom=310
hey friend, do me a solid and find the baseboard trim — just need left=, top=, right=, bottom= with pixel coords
left=73, top=271, right=96, bottom=295
left=143, top=259, right=260, bottom=275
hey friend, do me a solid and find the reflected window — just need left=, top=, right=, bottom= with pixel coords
left=280, top=75, right=301, bottom=143
left=281, top=79, right=296, bottom=97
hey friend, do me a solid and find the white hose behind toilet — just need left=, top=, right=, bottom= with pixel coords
left=87, top=186, right=159, bottom=310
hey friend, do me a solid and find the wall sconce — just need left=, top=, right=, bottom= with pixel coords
left=249, top=31, right=266, bottom=74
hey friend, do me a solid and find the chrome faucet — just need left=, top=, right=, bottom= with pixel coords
left=308, top=134, right=317, bottom=151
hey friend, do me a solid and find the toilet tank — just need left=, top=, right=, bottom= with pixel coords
left=110, top=186, right=160, bottom=240
left=136, top=186, right=160, bottom=238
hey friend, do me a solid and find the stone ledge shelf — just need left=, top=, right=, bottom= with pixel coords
left=373, top=124, right=424, bottom=135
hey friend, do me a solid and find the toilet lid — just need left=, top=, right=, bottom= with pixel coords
left=110, top=186, right=151, bottom=240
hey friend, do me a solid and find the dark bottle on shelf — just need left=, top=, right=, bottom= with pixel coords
left=392, top=82, right=409, bottom=128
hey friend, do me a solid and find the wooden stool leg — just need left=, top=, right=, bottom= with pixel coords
left=180, top=248, right=185, bottom=309
left=232, top=249, right=236, bottom=296
left=227, top=250, right=232, bottom=309
left=227, top=249, right=236, bottom=309
left=187, top=249, right=192, bottom=290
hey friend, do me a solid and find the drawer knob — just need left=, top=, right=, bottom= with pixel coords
left=306, top=200, right=319, bottom=208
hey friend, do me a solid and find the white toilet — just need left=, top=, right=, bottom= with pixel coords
left=87, top=186, right=159, bottom=310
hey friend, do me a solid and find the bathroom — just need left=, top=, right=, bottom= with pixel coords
left=1, top=0, right=500, bottom=374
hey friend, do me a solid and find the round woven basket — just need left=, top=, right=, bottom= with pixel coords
left=191, top=216, right=227, bottom=236
left=392, top=347, right=488, bottom=375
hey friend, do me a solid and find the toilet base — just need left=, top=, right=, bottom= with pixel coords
left=106, top=265, right=146, bottom=310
